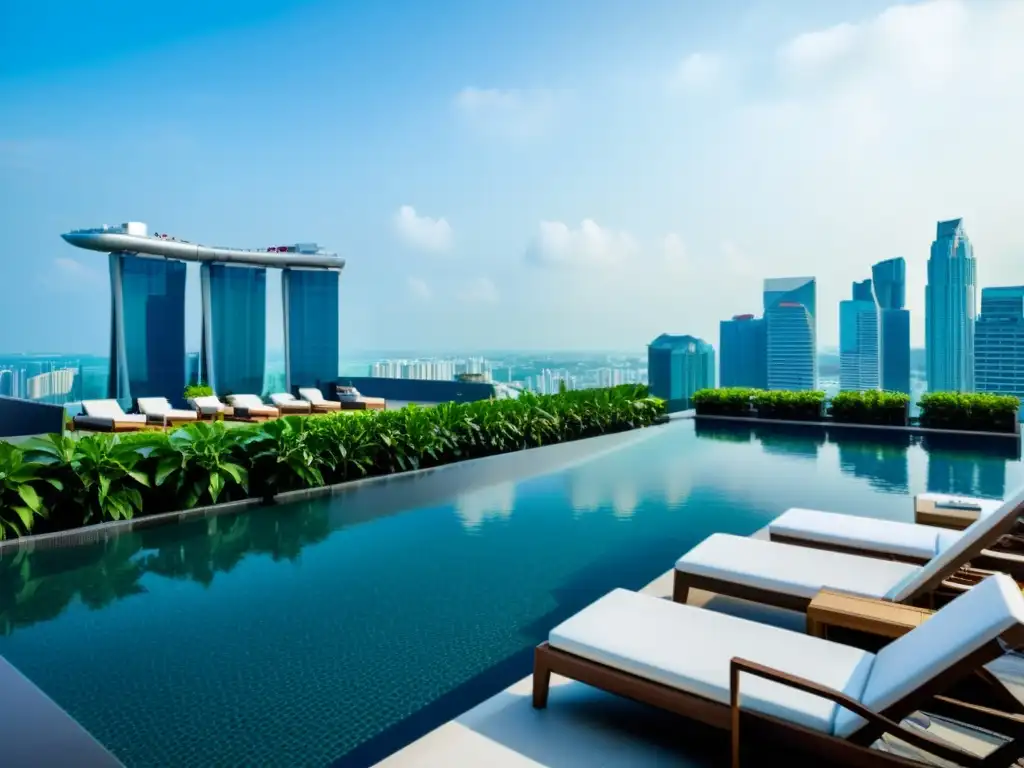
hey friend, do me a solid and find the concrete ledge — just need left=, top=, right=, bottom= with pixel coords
left=694, top=412, right=1021, bottom=440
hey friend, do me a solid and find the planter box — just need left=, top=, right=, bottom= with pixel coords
left=829, top=403, right=909, bottom=427
left=754, top=405, right=824, bottom=422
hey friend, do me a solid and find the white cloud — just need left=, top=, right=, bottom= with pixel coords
left=407, top=276, right=431, bottom=300
left=458, top=277, right=499, bottom=305
left=454, top=87, right=558, bottom=138
left=526, top=219, right=638, bottom=269
left=393, top=205, right=453, bottom=253
left=778, top=22, right=859, bottom=72
left=661, top=233, right=688, bottom=275
left=672, top=53, right=723, bottom=90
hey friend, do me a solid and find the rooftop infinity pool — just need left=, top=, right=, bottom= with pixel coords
left=0, top=419, right=1020, bottom=767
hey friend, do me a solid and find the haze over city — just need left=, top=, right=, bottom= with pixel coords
left=4, top=0, right=1024, bottom=355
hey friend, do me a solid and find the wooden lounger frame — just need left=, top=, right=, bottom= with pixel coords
left=533, top=623, right=1024, bottom=767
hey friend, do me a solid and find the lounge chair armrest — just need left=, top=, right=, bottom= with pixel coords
left=728, top=658, right=985, bottom=768
left=931, top=696, right=1024, bottom=740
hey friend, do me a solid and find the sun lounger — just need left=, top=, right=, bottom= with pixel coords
left=767, top=502, right=1024, bottom=574
left=674, top=489, right=1024, bottom=612
left=136, top=397, right=199, bottom=426
left=74, top=400, right=150, bottom=432
left=916, top=492, right=1007, bottom=530
left=189, top=395, right=232, bottom=419
left=535, top=573, right=1024, bottom=766
left=298, top=387, right=342, bottom=413
left=335, top=385, right=386, bottom=410
left=269, top=393, right=313, bottom=414
left=224, top=394, right=279, bottom=421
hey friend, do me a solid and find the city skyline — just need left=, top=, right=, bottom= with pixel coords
left=4, top=0, right=1024, bottom=354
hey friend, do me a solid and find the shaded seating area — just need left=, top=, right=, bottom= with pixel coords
left=73, top=400, right=150, bottom=433
left=534, top=573, right=1024, bottom=766
left=137, top=397, right=199, bottom=427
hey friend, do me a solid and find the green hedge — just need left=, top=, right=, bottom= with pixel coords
left=691, top=388, right=757, bottom=416
left=0, top=385, right=665, bottom=541
left=752, top=390, right=826, bottom=421
left=828, top=390, right=910, bottom=426
left=919, top=392, right=1020, bottom=434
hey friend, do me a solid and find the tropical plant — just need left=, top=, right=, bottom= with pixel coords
left=241, top=416, right=325, bottom=495
left=25, top=433, right=149, bottom=526
left=692, top=388, right=758, bottom=417
left=149, top=421, right=249, bottom=509
left=752, top=389, right=826, bottom=421
left=828, top=390, right=910, bottom=426
left=918, top=392, right=1020, bottom=434
left=184, top=383, right=214, bottom=400
left=0, top=443, right=57, bottom=539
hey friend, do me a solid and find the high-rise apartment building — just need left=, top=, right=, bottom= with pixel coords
left=282, top=269, right=341, bottom=392
left=108, top=253, right=188, bottom=401
left=975, top=286, right=1024, bottom=401
left=647, top=334, right=715, bottom=411
left=763, top=277, right=817, bottom=391
left=201, top=264, right=267, bottom=395
left=871, top=257, right=911, bottom=394
left=926, top=219, right=976, bottom=392
left=839, top=279, right=880, bottom=391
left=719, top=314, right=767, bottom=388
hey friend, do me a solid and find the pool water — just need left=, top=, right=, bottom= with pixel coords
left=0, top=419, right=1020, bottom=767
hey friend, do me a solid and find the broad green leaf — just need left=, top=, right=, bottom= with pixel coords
left=16, top=484, right=41, bottom=512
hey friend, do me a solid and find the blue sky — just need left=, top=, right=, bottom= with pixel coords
left=3, top=0, right=1023, bottom=354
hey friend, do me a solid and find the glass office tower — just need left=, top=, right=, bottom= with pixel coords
left=647, top=334, right=715, bottom=412
left=719, top=314, right=767, bottom=388
left=839, top=279, right=880, bottom=392
left=926, top=219, right=976, bottom=392
left=975, top=286, right=1024, bottom=402
left=764, top=277, right=817, bottom=391
left=108, top=253, right=187, bottom=401
left=200, top=263, right=267, bottom=396
left=282, top=268, right=340, bottom=391
left=872, top=257, right=911, bottom=394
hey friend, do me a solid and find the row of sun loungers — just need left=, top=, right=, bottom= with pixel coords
left=534, top=490, right=1024, bottom=765
left=71, top=387, right=374, bottom=432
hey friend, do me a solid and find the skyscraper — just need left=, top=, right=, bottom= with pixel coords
left=872, top=257, right=911, bottom=394
left=647, top=334, right=715, bottom=412
left=839, top=279, right=880, bottom=391
left=719, top=314, right=767, bottom=388
left=764, top=276, right=817, bottom=391
left=975, top=286, right=1024, bottom=401
left=201, top=263, right=268, bottom=396
left=283, top=268, right=341, bottom=391
left=926, top=218, right=976, bottom=392
left=108, top=253, right=188, bottom=401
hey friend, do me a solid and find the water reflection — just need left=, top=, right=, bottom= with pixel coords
left=835, top=433, right=911, bottom=494
left=756, top=425, right=825, bottom=460
left=454, top=482, right=516, bottom=531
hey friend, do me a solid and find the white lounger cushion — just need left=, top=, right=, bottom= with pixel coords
left=549, top=588, right=875, bottom=735
left=190, top=396, right=225, bottom=413
left=136, top=398, right=197, bottom=419
left=270, top=393, right=303, bottom=406
left=833, top=572, right=1024, bottom=737
left=768, top=508, right=961, bottom=560
left=227, top=394, right=269, bottom=410
left=298, top=387, right=326, bottom=404
left=82, top=400, right=147, bottom=423
left=676, top=534, right=920, bottom=600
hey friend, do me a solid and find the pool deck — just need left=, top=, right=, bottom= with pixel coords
left=374, top=530, right=1023, bottom=768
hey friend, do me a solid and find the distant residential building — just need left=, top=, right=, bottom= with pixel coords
left=719, top=314, right=766, bottom=388
left=975, top=286, right=1024, bottom=401
left=647, top=334, right=715, bottom=411
left=872, top=257, right=911, bottom=394
left=926, top=218, right=976, bottom=392
left=764, top=277, right=817, bottom=391
left=839, top=279, right=880, bottom=391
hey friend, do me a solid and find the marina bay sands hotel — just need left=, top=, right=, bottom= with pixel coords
left=61, top=222, right=345, bottom=402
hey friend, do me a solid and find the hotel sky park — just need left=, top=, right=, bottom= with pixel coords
left=61, top=222, right=345, bottom=403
